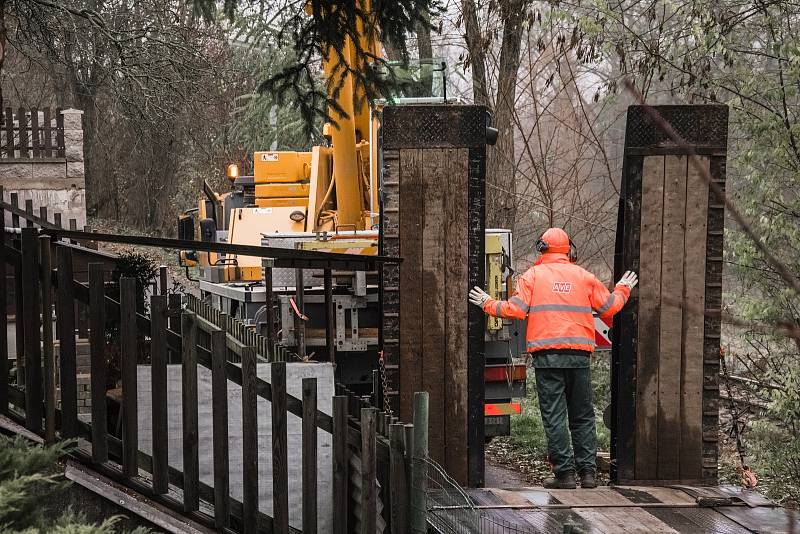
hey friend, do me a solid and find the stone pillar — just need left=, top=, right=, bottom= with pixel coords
left=61, top=109, right=87, bottom=228
left=62, top=109, right=86, bottom=183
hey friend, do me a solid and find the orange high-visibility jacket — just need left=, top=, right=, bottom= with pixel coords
left=483, top=254, right=630, bottom=353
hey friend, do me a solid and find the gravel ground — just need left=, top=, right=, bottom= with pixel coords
left=485, top=437, right=613, bottom=487
left=485, top=437, right=552, bottom=486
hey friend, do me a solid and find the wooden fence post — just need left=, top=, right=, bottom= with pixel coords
left=88, top=262, right=108, bottom=462
left=39, top=235, right=55, bottom=443
left=241, top=344, right=258, bottom=534
left=21, top=228, right=42, bottom=432
left=372, top=369, right=380, bottom=408
left=9, top=192, right=19, bottom=228
left=389, top=423, right=409, bottom=534
left=120, top=277, right=138, bottom=477
left=168, top=294, right=182, bottom=364
left=210, top=327, right=230, bottom=528
left=0, top=200, right=7, bottom=415
left=349, top=392, right=360, bottom=418
left=57, top=246, right=78, bottom=438
left=324, top=269, right=336, bottom=365
left=55, top=108, right=65, bottom=158
left=4, top=108, right=13, bottom=158
left=42, top=109, right=52, bottom=157
left=360, top=408, right=378, bottom=534
left=149, top=294, right=169, bottom=494
left=261, top=258, right=274, bottom=360
left=159, top=265, right=168, bottom=296
left=181, top=311, right=199, bottom=512
left=13, top=241, right=22, bottom=385
left=30, top=108, right=40, bottom=157
left=24, top=200, right=33, bottom=228
left=294, top=269, right=306, bottom=358
left=272, top=360, right=289, bottom=534
left=18, top=107, right=28, bottom=158
left=302, top=377, right=318, bottom=534
left=332, top=395, right=349, bottom=534
left=404, top=423, right=414, bottom=473
left=410, top=392, right=429, bottom=534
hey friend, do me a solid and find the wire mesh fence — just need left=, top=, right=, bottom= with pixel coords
left=420, top=456, right=554, bottom=534
left=422, top=456, right=482, bottom=533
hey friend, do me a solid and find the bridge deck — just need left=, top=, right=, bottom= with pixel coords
left=451, top=485, right=799, bottom=533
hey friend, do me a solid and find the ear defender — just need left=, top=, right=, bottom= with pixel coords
left=568, top=239, right=578, bottom=263
left=536, top=236, right=549, bottom=254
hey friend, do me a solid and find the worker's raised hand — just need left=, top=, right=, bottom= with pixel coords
left=617, top=271, right=639, bottom=289
left=468, top=286, right=491, bottom=307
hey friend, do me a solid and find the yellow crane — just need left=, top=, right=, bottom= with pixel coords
left=177, top=3, right=527, bottom=439
left=180, top=2, right=383, bottom=282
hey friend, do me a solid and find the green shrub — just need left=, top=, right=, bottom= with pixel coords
left=0, top=436, right=148, bottom=533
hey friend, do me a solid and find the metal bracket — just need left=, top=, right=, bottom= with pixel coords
left=335, top=295, right=368, bottom=351
left=280, top=294, right=371, bottom=351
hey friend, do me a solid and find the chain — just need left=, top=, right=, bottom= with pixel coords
left=379, top=350, right=393, bottom=416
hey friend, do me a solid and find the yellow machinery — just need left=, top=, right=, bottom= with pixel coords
left=177, top=3, right=527, bottom=437
left=179, top=2, right=382, bottom=282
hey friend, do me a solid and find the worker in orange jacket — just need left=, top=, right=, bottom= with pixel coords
left=469, top=228, right=638, bottom=489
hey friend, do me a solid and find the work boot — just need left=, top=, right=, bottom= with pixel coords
left=543, top=471, right=576, bottom=489
left=579, top=471, right=597, bottom=489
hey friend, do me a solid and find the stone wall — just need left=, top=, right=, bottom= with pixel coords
left=1, top=109, right=86, bottom=228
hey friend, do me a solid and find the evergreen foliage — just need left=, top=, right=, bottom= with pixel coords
left=223, top=47, right=322, bottom=155
left=193, top=0, right=439, bottom=130
left=0, top=436, right=147, bottom=533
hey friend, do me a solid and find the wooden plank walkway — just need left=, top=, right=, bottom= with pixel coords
left=460, top=486, right=800, bottom=533
left=135, top=362, right=334, bottom=532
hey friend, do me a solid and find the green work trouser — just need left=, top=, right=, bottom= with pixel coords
left=534, top=367, right=596, bottom=476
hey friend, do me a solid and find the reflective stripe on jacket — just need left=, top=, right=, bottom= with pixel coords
left=482, top=254, right=630, bottom=354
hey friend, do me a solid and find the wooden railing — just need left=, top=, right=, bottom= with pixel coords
left=0, top=225, right=425, bottom=534
left=1, top=107, right=65, bottom=159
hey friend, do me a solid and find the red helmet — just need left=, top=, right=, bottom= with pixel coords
left=536, top=228, right=577, bottom=262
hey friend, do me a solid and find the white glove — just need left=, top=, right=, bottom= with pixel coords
left=468, top=286, right=491, bottom=307
left=617, top=270, right=639, bottom=289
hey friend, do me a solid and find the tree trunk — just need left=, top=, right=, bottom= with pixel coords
left=461, top=0, right=489, bottom=106
left=485, top=0, right=527, bottom=229
left=0, top=0, right=7, bottom=114
left=416, top=8, right=434, bottom=96
left=74, top=89, right=99, bottom=215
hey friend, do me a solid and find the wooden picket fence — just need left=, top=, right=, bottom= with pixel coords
left=0, top=224, right=426, bottom=533
left=1, top=107, right=65, bottom=159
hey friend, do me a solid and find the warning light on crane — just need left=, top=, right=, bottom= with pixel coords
left=226, top=163, right=239, bottom=181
